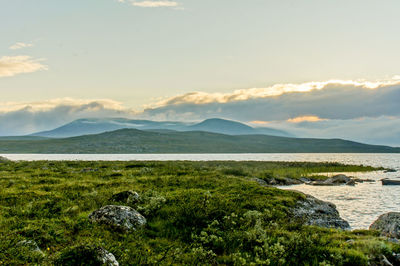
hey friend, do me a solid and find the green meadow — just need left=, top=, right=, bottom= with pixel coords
left=0, top=160, right=397, bottom=265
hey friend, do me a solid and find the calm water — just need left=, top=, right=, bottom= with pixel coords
left=2, top=153, right=399, bottom=229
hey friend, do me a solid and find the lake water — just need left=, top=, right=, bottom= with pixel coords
left=1, top=153, right=399, bottom=229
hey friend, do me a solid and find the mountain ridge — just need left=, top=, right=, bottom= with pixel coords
left=2, top=127, right=399, bottom=154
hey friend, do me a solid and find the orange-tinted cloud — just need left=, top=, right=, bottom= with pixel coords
left=287, top=116, right=327, bottom=123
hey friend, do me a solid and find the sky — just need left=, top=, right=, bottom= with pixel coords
left=1, top=0, right=400, bottom=145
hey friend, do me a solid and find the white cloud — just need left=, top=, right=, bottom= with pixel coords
left=9, top=42, right=33, bottom=50
left=0, top=56, right=47, bottom=78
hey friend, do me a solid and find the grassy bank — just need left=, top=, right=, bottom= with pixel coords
left=0, top=160, right=396, bottom=265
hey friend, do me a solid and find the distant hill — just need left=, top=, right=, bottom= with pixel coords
left=31, top=118, right=292, bottom=138
left=188, top=118, right=291, bottom=136
left=3, top=128, right=399, bottom=154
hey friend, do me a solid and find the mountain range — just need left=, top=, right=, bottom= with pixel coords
left=31, top=118, right=293, bottom=138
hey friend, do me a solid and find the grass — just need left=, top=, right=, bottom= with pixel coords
left=0, top=160, right=397, bottom=265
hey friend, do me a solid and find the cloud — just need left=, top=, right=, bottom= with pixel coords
left=150, top=79, right=400, bottom=108
left=0, top=98, right=136, bottom=136
left=0, top=56, right=47, bottom=78
left=287, top=116, right=327, bottom=123
left=1, top=77, right=400, bottom=146
left=143, top=78, right=400, bottom=122
left=249, top=120, right=271, bottom=125
left=9, top=42, right=33, bottom=50
left=132, top=1, right=178, bottom=7
left=264, top=116, right=400, bottom=147
left=119, top=0, right=180, bottom=8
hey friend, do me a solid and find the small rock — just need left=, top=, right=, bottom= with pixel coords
left=97, top=247, right=119, bottom=266
left=354, top=178, right=375, bottom=183
left=250, top=178, right=268, bottom=186
left=56, top=245, right=118, bottom=266
left=370, top=212, right=400, bottom=238
left=80, top=168, right=99, bottom=173
left=292, top=193, right=350, bottom=230
left=89, top=205, right=146, bottom=231
left=268, top=178, right=278, bottom=185
left=17, top=240, right=44, bottom=256
left=346, top=179, right=356, bottom=186
left=328, top=174, right=351, bottom=184
left=346, top=239, right=355, bottom=244
left=384, top=169, right=397, bottom=173
left=299, top=177, right=311, bottom=184
left=281, top=177, right=303, bottom=185
left=110, top=191, right=140, bottom=204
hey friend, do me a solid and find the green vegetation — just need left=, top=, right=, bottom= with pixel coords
left=1, top=128, right=399, bottom=153
left=0, top=160, right=397, bottom=265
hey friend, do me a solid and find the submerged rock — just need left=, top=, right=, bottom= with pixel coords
left=370, top=212, right=400, bottom=238
left=89, top=205, right=146, bottom=231
left=292, top=193, right=350, bottom=230
left=110, top=190, right=140, bottom=204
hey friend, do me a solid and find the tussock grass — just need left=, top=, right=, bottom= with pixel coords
left=0, top=160, right=395, bottom=265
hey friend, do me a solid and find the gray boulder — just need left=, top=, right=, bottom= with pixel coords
left=308, top=174, right=352, bottom=186
left=110, top=190, right=140, bottom=204
left=89, top=205, right=146, bottom=231
left=292, top=193, right=350, bottom=230
left=370, top=212, right=400, bottom=238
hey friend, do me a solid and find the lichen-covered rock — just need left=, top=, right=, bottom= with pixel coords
left=110, top=191, right=140, bottom=204
left=370, top=212, right=400, bottom=238
left=89, top=205, right=146, bottom=231
left=292, top=194, right=350, bottom=230
left=96, top=247, right=119, bottom=266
